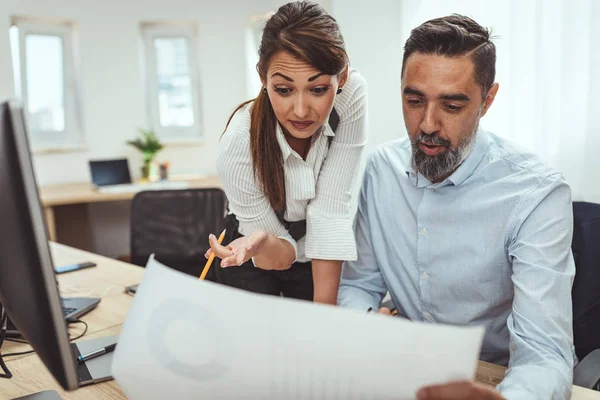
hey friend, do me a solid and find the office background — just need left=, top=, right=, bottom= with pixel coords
left=0, top=0, right=598, bottom=258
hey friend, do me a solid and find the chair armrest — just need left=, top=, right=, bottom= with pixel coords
left=573, top=349, right=600, bottom=390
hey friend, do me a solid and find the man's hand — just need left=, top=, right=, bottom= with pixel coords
left=377, top=307, right=391, bottom=315
left=416, top=381, right=504, bottom=400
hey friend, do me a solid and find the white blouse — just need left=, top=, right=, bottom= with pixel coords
left=217, top=70, right=367, bottom=263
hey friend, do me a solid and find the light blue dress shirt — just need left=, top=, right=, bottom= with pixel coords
left=338, top=129, right=575, bottom=399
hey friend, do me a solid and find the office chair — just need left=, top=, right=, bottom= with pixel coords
left=129, top=188, right=227, bottom=279
left=572, top=201, right=600, bottom=390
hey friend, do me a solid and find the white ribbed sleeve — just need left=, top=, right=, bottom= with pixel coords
left=305, top=71, right=367, bottom=261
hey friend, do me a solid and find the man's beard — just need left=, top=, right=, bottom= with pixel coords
left=411, top=124, right=478, bottom=183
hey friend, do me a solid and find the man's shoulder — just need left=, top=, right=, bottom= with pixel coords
left=484, top=132, right=563, bottom=184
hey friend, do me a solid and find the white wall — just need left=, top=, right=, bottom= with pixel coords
left=332, top=0, right=405, bottom=159
left=582, top=0, right=600, bottom=201
left=0, top=0, right=330, bottom=257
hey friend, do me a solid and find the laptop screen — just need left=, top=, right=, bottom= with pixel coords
left=89, top=159, right=132, bottom=186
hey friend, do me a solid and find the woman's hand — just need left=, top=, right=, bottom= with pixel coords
left=205, top=230, right=269, bottom=268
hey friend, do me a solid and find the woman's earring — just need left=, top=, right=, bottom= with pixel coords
left=263, top=87, right=267, bottom=93
left=336, top=88, right=343, bottom=95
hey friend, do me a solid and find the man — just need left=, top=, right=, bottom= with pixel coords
left=337, top=15, right=575, bottom=400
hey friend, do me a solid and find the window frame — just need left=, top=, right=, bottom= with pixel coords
left=10, top=16, right=85, bottom=153
left=140, top=21, right=203, bottom=143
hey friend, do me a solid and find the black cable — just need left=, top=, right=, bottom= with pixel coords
left=0, top=349, right=34, bottom=358
left=67, top=319, right=88, bottom=341
left=5, top=337, right=28, bottom=344
left=1, top=319, right=88, bottom=360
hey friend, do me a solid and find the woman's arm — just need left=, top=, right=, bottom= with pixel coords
left=312, top=259, right=342, bottom=304
left=305, top=70, right=368, bottom=301
left=252, top=234, right=296, bottom=270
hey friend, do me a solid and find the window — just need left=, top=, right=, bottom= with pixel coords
left=140, top=22, right=202, bottom=142
left=9, top=17, right=84, bottom=151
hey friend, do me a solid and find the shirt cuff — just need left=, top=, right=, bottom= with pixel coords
left=277, top=234, right=298, bottom=264
left=305, top=210, right=356, bottom=261
left=337, top=285, right=381, bottom=311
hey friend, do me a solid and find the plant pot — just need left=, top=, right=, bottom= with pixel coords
left=141, top=164, right=150, bottom=179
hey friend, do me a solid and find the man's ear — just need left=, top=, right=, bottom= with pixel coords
left=481, top=82, right=499, bottom=117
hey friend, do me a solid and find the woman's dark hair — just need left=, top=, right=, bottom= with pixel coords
left=224, top=1, right=348, bottom=212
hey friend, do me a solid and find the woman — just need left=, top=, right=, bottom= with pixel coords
left=207, top=1, right=367, bottom=304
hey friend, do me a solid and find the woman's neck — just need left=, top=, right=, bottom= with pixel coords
left=281, top=125, right=314, bottom=160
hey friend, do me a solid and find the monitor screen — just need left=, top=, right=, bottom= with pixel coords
left=0, top=100, right=79, bottom=390
left=89, top=159, right=132, bottom=186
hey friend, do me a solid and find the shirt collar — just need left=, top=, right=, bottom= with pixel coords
left=321, top=114, right=336, bottom=138
left=405, top=128, right=490, bottom=188
left=447, top=128, right=489, bottom=186
left=276, top=123, right=293, bottom=161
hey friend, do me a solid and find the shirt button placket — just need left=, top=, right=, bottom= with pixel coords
left=417, top=187, right=433, bottom=322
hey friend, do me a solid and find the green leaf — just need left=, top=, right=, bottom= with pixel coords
left=126, top=128, right=164, bottom=161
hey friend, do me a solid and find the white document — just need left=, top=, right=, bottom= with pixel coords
left=112, top=257, right=485, bottom=400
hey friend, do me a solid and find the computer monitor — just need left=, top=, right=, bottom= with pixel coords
left=0, top=100, right=78, bottom=390
left=89, top=158, right=132, bottom=187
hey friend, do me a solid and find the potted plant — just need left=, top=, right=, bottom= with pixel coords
left=126, top=128, right=164, bottom=179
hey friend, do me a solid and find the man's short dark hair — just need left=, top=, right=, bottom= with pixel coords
left=401, top=14, right=496, bottom=98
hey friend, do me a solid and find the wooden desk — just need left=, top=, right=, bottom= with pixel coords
left=1, top=243, right=144, bottom=399
left=1, top=244, right=599, bottom=399
left=38, top=174, right=222, bottom=251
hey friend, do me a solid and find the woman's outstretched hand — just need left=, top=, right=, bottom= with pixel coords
left=205, top=230, right=269, bottom=268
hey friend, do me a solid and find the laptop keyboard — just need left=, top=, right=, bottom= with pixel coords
left=97, top=181, right=189, bottom=194
left=63, top=307, right=77, bottom=316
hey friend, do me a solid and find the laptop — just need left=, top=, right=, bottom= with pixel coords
left=89, top=158, right=133, bottom=191
left=5, top=297, right=100, bottom=337
left=60, top=297, right=101, bottom=320
left=89, top=159, right=188, bottom=194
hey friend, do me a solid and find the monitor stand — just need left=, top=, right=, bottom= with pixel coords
left=12, top=391, right=62, bottom=400
left=1, top=304, right=13, bottom=379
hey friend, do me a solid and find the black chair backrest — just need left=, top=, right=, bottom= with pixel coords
left=130, top=188, right=226, bottom=279
left=572, top=201, right=600, bottom=360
